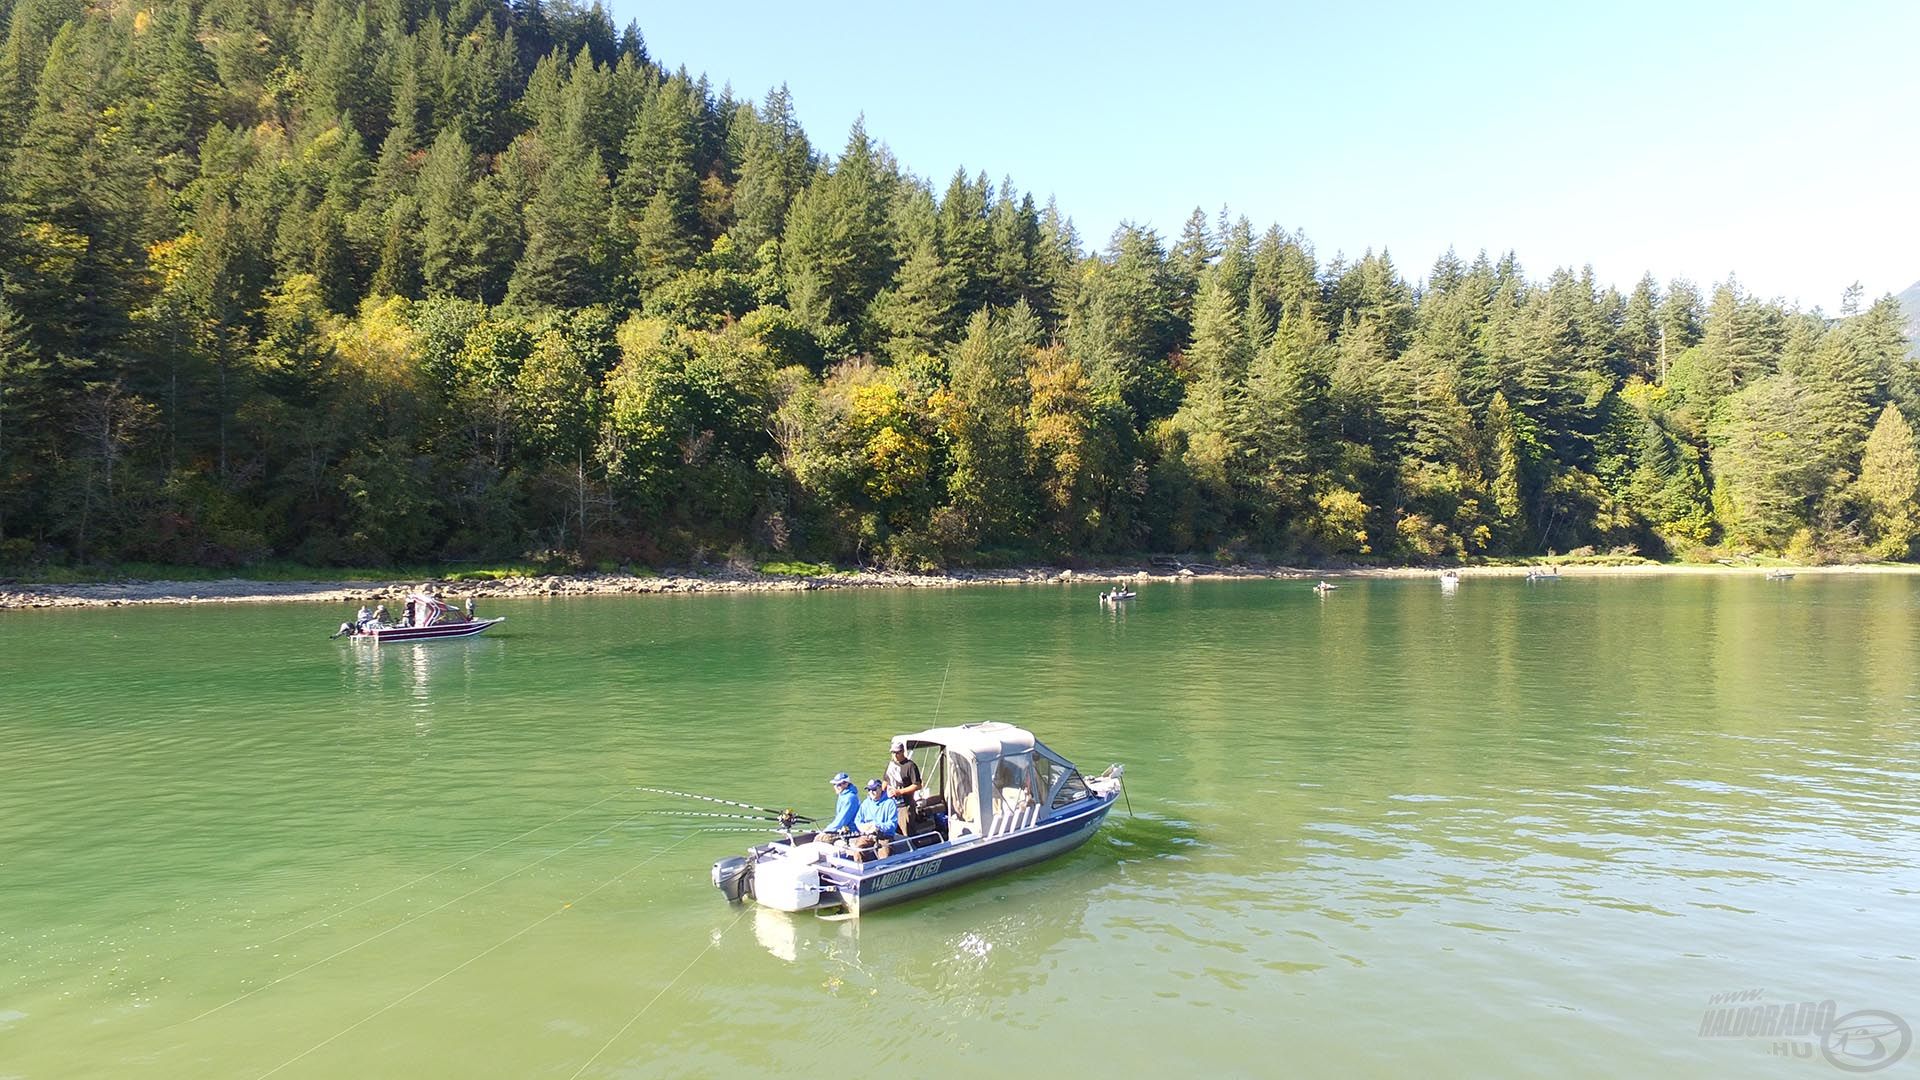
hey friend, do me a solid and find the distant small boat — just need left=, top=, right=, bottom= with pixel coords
left=1099, top=589, right=1138, bottom=604
left=1439, top=570, right=1460, bottom=586
left=1313, top=581, right=1338, bottom=592
left=1765, top=570, right=1795, bottom=581
left=1525, top=567, right=1560, bottom=581
left=335, top=592, right=503, bottom=643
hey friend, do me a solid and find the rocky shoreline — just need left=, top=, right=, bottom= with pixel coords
left=1, top=560, right=1908, bottom=610
left=0, top=565, right=1222, bottom=609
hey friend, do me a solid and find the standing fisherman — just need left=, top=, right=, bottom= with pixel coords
left=885, top=738, right=923, bottom=836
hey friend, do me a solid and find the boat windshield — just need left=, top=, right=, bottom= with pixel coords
left=993, top=750, right=1040, bottom=817
left=1030, top=740, right=1092, bottom=810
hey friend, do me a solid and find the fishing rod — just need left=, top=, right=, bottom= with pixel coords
left=632, top=823, right=786, bottom=835
left=637, top=810, right=796, bottom=824
left=636, top=787, right=814, bottom=823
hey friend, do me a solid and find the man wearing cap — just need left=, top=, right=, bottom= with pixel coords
left=852, top=779, right=899, bottom=858
left=884, top=739, right=924, bottom=836
left=820, top=773, right=860, bottom=838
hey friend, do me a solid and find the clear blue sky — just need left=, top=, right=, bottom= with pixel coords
left=611, top=0, right=1919, bottom=310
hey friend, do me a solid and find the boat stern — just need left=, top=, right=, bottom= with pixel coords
left=715, top=843, right=840, bottom=912
left=711, top=855, right=753, bottom=904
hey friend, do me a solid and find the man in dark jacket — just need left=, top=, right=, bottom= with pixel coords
left=885, top=738, right=924, bottom=836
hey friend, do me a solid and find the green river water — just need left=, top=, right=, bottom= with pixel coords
left=2, top=576, right=1917, bottom=1078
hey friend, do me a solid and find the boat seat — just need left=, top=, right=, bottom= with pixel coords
left=987, top=803, right=1039, bottom=837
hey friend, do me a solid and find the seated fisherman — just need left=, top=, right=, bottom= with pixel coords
left=849, top=778, right=899, bottom=856
left=818, top=772, right=859, bottom=840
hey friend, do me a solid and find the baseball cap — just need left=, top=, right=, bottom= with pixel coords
left=866, top=778, right=884, bottom=792
left=890, top=738, right=907, bottom=752
left=830, top=772, right=851, bottom=786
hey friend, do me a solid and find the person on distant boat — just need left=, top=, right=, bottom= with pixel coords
left=355, top=605, right=372, bottom=629
left=464, top=596, right=476, bottom=621
left=885, top=738, right=924, bottom=836
left=819, top=772, right=860, bottom=839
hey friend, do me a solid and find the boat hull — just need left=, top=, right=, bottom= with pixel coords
left=809, top=793, right=1116, bottom=916
left=350, top=617, right=504, bottom=643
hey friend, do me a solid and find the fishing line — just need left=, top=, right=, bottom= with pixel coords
left=931, top=658, right=952, bottom=725
left=254, top=831, right=706, bottom=1080
left=267, top=790, right=627, bottom=945
left=566, top=903, right=750, bottom=1080
left=178, top=802, right=650, bottom=1030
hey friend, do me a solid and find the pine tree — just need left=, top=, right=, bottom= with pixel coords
left=1714, top=373, right=1825, bottom=548
left=1066, top=224, right=1181, bottom=422
left=729, top=83, right=811, bottom=254
left=780, top=120, right=895, bottom=349
left=146, top=2, right=216, bottom=185
left=987, top=186, right=1041, bottom=314
left=936, top=169, right=991, bottom=317
left=939, top=303, right=1037, bottom=546
left=1620, top=274, right=1661, bottom=379
left=1182, top=270, right=1250, bottom=428
left=0, top=0, right=85, bottom=155
left=866, top=233, right=957, bottom=362
left=1657, top=278, right=1704, bottom=365
left=1238, top=310, right=1333, bottom=522
left=1858, top=403, right=1920, bottom=558
left=1167, top=206, right=1214, bottom=323
left=3, top=21, right=150, bottom=363
left=504, top=134, right=612, bottom=310
left=0, top=293, right=47, bottom=538
left=1029, top=198, right=1080, bottom=333
left=416, top=128, right=476, bottom=297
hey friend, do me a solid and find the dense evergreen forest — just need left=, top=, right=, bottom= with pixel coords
left=1, top=0, right=1917, bottom=571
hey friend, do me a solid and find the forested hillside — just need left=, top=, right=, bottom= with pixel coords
left=1, top=0, right=1916, bottom=570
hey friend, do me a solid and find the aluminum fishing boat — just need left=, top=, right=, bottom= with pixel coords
left=711, top=722, right=1124, bottom=917
left=336, top=592, right=503, bottom=643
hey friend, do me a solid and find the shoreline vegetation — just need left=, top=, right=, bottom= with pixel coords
left=4, top=558, right=1911, bottom=610
left=2, top=2, right=1917, bottom=583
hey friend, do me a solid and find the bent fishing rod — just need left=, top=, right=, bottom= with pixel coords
left=636, top=787, right=815, bottom=824
left=638, top=810, right=798, bottom=824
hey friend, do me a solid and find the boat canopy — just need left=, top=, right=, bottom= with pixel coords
left=890, top=722, right=1098, bottom=839
left=405, top=593, right=456, bottom=626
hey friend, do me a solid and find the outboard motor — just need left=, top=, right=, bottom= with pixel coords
left=712, top=856, right=753, bottom=904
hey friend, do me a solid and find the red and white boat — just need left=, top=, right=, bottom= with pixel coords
left=336, top=593, right=503, bottom=643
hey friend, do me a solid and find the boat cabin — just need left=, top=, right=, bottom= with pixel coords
left=893, top=721, right=1101, bottom=843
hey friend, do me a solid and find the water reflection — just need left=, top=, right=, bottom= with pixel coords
left=744, top=815, right=1200, bottom=1008
left=744, top=867, right=1107, bottom=1016
left=339, top=639, right=505, bottom=728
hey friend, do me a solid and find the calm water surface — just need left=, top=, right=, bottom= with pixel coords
left=2, top=577, right=1917, bottom=1078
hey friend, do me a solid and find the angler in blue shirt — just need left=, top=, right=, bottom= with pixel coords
left=821, top=772, right=860, bottom=836
left=854, top=778, right=899, bottom=838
